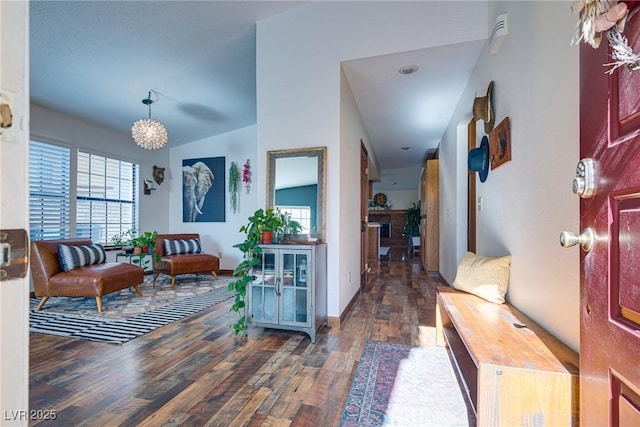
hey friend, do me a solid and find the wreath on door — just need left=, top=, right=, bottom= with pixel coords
left=572, top=0, right=640, bottom=73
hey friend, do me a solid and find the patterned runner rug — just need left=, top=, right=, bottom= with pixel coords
left=30, top=275, right=236, bottom=345
left=340, top=340, right=475, bottom=426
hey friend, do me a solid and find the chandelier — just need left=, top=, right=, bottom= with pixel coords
left=131, top=91, right=168, bottom=150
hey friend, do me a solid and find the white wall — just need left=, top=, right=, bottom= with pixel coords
left=0, top=1, right=29, bottom=422
left=372, top=165, right=422, bottom=210
left=257, top=1, right=488, bottom=317
left=439, top=121, right=472, bottom=284
left=370, top=189, right=419, bottom=211
left=169, top=126, right=257, bottom=270
left=30, top=104, right=171, bottom=236
left=439, top=1, right=580, bottom=350
left=338, top=67, right=368, bottom=311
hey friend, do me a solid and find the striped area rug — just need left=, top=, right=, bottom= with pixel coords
left=30, top=286, right=236, bottom=345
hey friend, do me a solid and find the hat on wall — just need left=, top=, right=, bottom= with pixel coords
left=473, top=81, right=495, bottom=134
left=468, top=135, right=490, bottom=183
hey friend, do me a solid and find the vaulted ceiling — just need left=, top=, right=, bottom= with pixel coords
left=30, top=1, right=486, bottom=174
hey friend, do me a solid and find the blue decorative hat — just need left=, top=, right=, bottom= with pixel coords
left=468, top=136, right=490, bottom=183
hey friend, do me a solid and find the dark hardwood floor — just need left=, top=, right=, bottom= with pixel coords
left=29, top=248, right=446, bottom=426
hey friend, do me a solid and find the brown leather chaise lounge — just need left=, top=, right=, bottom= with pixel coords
left=154, top=233, right=219, bottom=287
left=31, top=238, right=145, bottom=312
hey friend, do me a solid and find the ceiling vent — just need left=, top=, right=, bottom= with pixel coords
left=489, top=13, right=508, bottom=55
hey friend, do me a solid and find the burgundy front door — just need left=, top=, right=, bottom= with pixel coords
left=579, top=3, right=640, bottom=425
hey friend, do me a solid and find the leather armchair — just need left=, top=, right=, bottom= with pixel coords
left=154, top=233, right=219, bottom=287
left=30, top=238, right=144, bottom=312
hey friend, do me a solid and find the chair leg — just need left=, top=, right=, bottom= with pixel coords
left=171, top=276, right=176, bottom=288
left=153, top=272, right=160, bottom=283
left=36, top=296, right=49, bottom=311
left=96, top=297, right=103, bottom=313
left=211, top=271, right=218, bottom=279
left=133, top=284, right=143, bottom=297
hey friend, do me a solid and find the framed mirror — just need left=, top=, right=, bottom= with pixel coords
left=267, top=147, right=327, bottom=242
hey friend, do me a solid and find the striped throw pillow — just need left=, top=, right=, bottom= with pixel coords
left=58, top=244, right=107, bottom=272
left=163, top=238, right=202, bottom=255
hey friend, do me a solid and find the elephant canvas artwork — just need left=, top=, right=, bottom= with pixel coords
left=182, top=157, right=225, bottom=222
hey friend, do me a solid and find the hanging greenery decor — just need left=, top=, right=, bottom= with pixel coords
left=571, top=0, right=640, bottom=73
left=242, top=159, right=251, bottom=193
left=229, top=161, right=240, bottom=214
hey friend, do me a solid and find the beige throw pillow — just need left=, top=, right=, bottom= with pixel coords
left=452, top=252, right=512, bottom=304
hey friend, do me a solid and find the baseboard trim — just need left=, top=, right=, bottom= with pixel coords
left=437, top=272, right=450, bottom=286
left=328, top=287, right=361, bottom=329
left=327, top=317, right=341, bottom=328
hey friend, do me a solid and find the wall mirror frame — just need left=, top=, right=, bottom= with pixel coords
left=267, top=146, right=327, bottom=242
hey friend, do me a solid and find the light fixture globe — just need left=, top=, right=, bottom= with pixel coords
left=131, top=91, right=168, bottom=150
left=132, top=118, right=168, bottom=150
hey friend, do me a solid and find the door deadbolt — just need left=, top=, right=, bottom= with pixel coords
left=573, top=158, right=596, bottom=198
left=559, top=228, right=595, bottom=253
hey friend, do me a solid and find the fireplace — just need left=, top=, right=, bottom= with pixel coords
left=379, top=222, right=391, bottom=239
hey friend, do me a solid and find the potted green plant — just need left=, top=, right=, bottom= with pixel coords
left=129, top=231, right=158, bottom=270
left=111, top=228, right=136, bottom=253
left=403, top=201, right=421, bottom=241
left=278, top=211, right=303, bottom=241
left=249, top=208, right=283, bottom=244
left=132, top=231, right=158, bottom=254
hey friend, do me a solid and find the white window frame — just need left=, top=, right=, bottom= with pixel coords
left=276, top=205, right=312, bottom=234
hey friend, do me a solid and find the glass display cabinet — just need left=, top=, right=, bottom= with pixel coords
left=247, top=243, right=327, bottom=342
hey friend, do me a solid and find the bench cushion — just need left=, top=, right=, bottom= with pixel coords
left=158, top=253, right=219, bottom=276
left=47, top=262, right=144, bottom=297
left=452, top=251, right=511, bottom=304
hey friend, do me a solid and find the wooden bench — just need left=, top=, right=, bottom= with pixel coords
left=435, top=286, right=579, bottom=426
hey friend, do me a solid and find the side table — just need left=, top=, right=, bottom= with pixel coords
left=115, top=251, right=154, bottom=274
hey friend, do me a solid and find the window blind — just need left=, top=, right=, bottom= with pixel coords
left=29, top=140, right=71, bottom=240
left=77, top=151, right=138, bottom=246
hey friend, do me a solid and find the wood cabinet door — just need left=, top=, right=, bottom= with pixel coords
left=423, top=159, right=439, bottom=272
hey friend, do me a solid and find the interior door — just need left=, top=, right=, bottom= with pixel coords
left=360, top=141, right=369, bottom=289
left=578, top=4, right=640, bottom=424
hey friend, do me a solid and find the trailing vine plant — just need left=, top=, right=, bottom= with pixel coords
left=228, top=209, right=266, bottom=336
left=229, top=161, right=240, bottom=214
left=228, top=208, right=299, bottom=336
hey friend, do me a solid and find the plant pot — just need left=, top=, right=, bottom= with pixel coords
left=133, top=247, right=142, bottom=255
left=272, top=232, right=282, bottom=244
left=261, top=231, right=273, bottom=244
left=142, top=246, right=149, bottom=254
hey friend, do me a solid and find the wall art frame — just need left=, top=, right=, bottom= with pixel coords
left=182, top=156, right=225, bottom=222
left=489, top=116, right=511, bottom=170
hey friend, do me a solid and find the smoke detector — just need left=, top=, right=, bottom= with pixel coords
left=489, top=13, right=508, bottom=55
left=398, top=65, right=419, bottom=75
